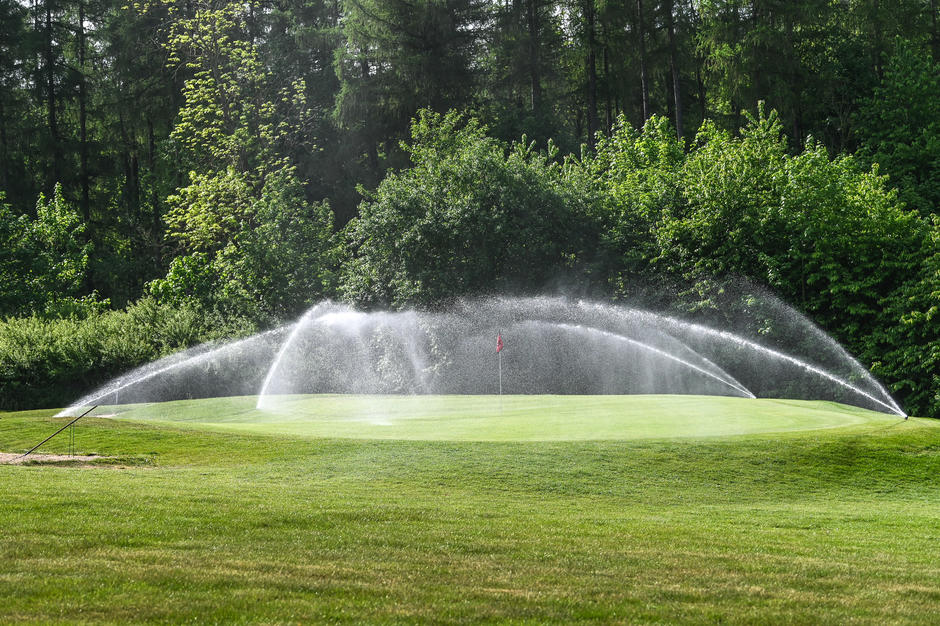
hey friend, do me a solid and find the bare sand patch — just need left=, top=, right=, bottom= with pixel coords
left=0, top=452, right=117, bottom=466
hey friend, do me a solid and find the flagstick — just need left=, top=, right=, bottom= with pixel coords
left=497, top=329, right=503, bottom=413
left=498, top=348, right=502, bottom=413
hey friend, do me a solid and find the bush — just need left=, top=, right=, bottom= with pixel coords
left=582, top=107, right=934, bottom=416
left=0, top=298, right=254, bottom=410
left=0, top=185, right=105, bottom=318
left=342, top=110, right=608, bottom=307
left=151, top=165, right=339, bottom=323
left=854, top=39, right=940, bottom=219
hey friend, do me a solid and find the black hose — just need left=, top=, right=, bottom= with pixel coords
left=13, top=405, right=98, bottom=461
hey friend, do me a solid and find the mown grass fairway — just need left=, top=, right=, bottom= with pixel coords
left=1, top=395, right=938, bottom=623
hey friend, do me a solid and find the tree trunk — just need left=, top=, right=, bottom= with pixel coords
left=696, top=64, right=706, bottom=122
left=78, top=0, right=90, bottom=222
left=786, top=14, right=801, bottom=145
left=604, top=46, right=612, bottom=134
left=585, top=0, right=599, bottom=146
left=731, top=1, right=742, bottom=128
left=872, top=0, right=883, bottom=80
left=147, top=118, right=162, bottom=268
left=526, top=0, right=541, bottom=112
left=148, top=118, right=158, bottom=218
left=44, top=0, right=60, bottom=186
left=666, top=63, right=675, bottom=126
left=665, top=0, right=683, bottom=138
left=131, top=152, right=140, bottom=219
left=0, top=64, right=7, bottom=195
left=247, top=0, right=257, bottom=44
left=636, top=0, right=650, bottom=122
left=686, top=0, right=707, bottom=124
left=360, top=57, right=379, bottom=170
left=119, top=112, right=138, bottom=219
left=750, top=0, right=763, bottom=102
left=931, top=0, right=939, bottom=61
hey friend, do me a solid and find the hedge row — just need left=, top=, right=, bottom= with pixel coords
left=0, top=299, right=253, bottom=411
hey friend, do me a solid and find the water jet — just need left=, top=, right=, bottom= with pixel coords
left=58, top=296, right=906, bottom=419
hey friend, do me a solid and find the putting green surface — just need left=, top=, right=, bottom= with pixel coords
left=102, top=394, right=900, bottom=441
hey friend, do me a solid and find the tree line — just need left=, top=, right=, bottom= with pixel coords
left=0, top=0, right=937, bottom=415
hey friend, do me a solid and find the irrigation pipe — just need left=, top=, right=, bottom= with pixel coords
left=13, top=405, right=98, bottom=461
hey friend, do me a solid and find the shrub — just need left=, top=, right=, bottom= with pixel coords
left=0, top=299, right=254, bottom=410
left=342, top=110, right=607, bottom=307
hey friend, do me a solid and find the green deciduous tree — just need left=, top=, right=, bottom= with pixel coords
left=151, top=166, right=338, bottom=320
left=151, top=1, right=337, bottom=321
left=873, top=216, right=940, bottom=417
left=334, top=0, right=484, bottom=175
left=342, top=110, right=606, bottom=307
left=658, top=106, right=928, bottom=413
left=0, top=185, right=101, bottom=317
left=854, top=39, right=940, bottom=218
left=580, top=114, right=685, bottom=294
left=580, top=106, right=933, bottom=414
left=657, top=106, right=923, bottom=330
left=165, top=2, right=313, bottom=174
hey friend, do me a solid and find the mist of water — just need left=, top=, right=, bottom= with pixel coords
left=58, top=296, right=906, bottom=418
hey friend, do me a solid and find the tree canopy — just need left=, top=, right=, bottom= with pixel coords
left=0, top=0, right=937, bottom=416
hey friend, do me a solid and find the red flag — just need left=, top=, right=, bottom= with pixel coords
left=496, top=333, right=503, bottom=353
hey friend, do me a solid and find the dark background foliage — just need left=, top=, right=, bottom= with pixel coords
left=0, top=0, right=936, bottom=416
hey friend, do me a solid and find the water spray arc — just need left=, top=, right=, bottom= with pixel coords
left=563, top=299, right=905, bottom=417
left=255, top=304, right=332, bottom=411
left=57, top=329, right=283, bottom=417
left=626, top=310, right=905, bottom=417
left=550, top=323, right=755, bottom=399
left=58, top=296, right=906, bottom=419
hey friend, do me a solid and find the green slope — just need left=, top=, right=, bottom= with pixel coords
left=0, top=397, right=937, bottom=623
left=100, top=394, right=899, bottom=441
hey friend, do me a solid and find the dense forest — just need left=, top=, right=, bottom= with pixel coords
left=0, top=0, right=937, bottom=415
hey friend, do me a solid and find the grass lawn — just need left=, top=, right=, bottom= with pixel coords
left=1, top=395, right=938, bottom=623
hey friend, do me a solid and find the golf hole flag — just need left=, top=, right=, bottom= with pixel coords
left=496, top=333, right=503, bottom=353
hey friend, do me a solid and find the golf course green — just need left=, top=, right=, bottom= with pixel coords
left=1, top=395, right=937, bottom=623
left=105, top=394, right=898, bottom=440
